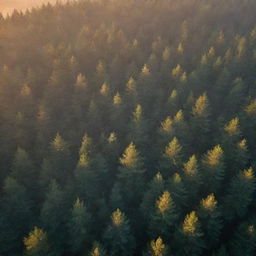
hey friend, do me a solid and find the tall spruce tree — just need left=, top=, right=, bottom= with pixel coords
left=23, top=227, right=50, bottom=256
left=103, top=209, right=135, bottom=256
left=68, top=198, right=92, bottom=254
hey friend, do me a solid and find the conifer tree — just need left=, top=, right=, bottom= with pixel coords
left=223, top=168, right=255, bottom=221
left=168, top=173, right=188, bottom=213
left=198, top=194, right=222, bottom=248
left=229, top=221, right=256, bottom=256
left=141, top=172, right=165, bottom=222
left=75, top=134, right=99, bottom=203
left=161, top=137, right=183, bottom=175
left=103, top=132, right=119, bottom=168
left=40, top=180, right=68, bottom=256
left=118, top=143, right=145, bottom=210
left=68, top=199, right=92, bottom=254
left=174, top=211, right=205, bottom=256
left=48, top=133, right=72, bottom=185
left=23, top=227, right=50, bottom=256
left=11, top=147, right=36, bottom=191
left=201, top=145, right=225, bottom=193
left=222, top=118, right=243, bottom=175
left=0, top=177, right=34, bottom=256
left=149, top=237, right=168, bottom=256
left=128, top=104, right=149, bottom=153
left=89, top=242, right=107, bottom=256
left=190, top=93, right=210, bottom=154
left=166, top=89, right=180, bottom=115
left=183, top=155, right=201, bottom=204
left=149, top=191, right=178, bottom=239
left=103, top=209, right=135, bottom=256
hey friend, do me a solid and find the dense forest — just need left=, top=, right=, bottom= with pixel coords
left=1, top=0, right=256, bottom=255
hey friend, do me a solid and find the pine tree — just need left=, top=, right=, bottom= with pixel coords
left=223, top=168, right=255, bottom=221
left=89, top=242, right=107, bottom=256
left=174, top=211, right=205, bottom=256
left=190, top=93, right=210, bottom=154
left=198, top=194, right=222, bottom=248
left=75, top=134, right=99, bottom=203
left=118, top=143, right=145, bottom=210
left=168, top=173, right=188, bottom=213
left=11, top=147, right=36, bottom=192
left=128, top=104, right=149, bottom=153
left=68, top=198, right=92, bottom=254
left=183, top=155, right=201, bottom=204
left=103, top=209, right=135, bottom=256
left=149, top=191, right=178, bottom=239
left=40, top=180, right=68, bottom=256
left=141, top=172, right=165, bottom=222
left=201, top=145, right=225, bottom=193
left=0, top=177, right=34, bottom=256
left=161, top=137, right=183, bottom=175
left=48, top=133, right=72, bottom=185
left=149, top=237, right=168, bottom=256
left=222, top=118, right=243, bottom=175
left=229, top=220, right=256, bottom=256
left=23, top=227, right=50, bottom=256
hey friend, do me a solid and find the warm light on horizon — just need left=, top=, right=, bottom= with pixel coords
left=0, top=0, right=67, bottom=15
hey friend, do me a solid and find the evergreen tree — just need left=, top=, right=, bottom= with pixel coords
left=0, top=177, right=34, bottom=256
left=223, top=168, right=255, bottom=221
left=229, top=220, right=256, bottom=256
left=23, top=227, right=50, bottom=256
left=168, top=173, right=188, bottom=213
left=40, top=180, right=68, bottom=256
left=183, top=155, right=201, bottom=204
left=118, top=143, right=145, bottom=209
left=75, top=134, right=99, bottom=203
left=161, top=137, right=183, bottom=175
left=174, top=211, right=205, bottom=256
left=103, top=209, right=135, bottom=256
left=149, top=237, right=168, bottom=256
left=48, top=133, right=72, bottom=185
left=190, top=93, right=210, bottom=154
left=201, top=145, right=225, bottom=193
left=11, top=147, right=36, bottom=192
left=68, top=198, right=92, bottom=254
left=89, top=242, right=107, bottom=256
left=141, top=172, right=165, bottom=222
left=128, top=104, right=149, bottom=153
left=198, top=194, right=222, bottom=248
left=149, top=191, right=178, bottom=239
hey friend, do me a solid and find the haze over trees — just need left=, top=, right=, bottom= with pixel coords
left=1, top=0, right=256, bottom=255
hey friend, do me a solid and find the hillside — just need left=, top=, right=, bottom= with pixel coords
left=0, top=0, right=256, bottom=255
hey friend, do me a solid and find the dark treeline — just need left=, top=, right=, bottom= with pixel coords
left=1, top=0, right=256, bottom=255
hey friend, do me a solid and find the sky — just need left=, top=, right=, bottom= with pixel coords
left=0, top=0, right=63, bottom=15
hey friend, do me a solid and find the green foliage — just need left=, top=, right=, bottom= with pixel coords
left=1, top=0, right=256, bottom=255
left=183, top=155, right=201, bottom=202
left=229, top=220, right=256, bottom=256
left=174, top=211, right=205, bottom=255
left=149, top=191, right=178, bottom=239
left=223, top=168, right=255, bottom=220
left=161, top=137, right=183, bottom=174
left=40, top=181, right=67, bottom=256
left=0, top=177, right=34, bottom=255
left=103, top=209, right=135, bottom=256
left=24, top=227, right=50, bottom=256
left=68, top=199, right=92, bottom=254
left=201, top=145, right=225, bottom=193
left=89, top=242, right=107, bottom=256
left=198, top=194, right=223, bottom=247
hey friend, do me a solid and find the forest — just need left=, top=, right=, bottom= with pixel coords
left=1, top=0, right=256, bottom=255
